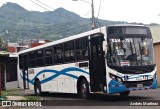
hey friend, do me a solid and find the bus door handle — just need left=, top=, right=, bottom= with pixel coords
left=43, top=73, right=45, bottom=78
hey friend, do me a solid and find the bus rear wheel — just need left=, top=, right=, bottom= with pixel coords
left=34, top=80, right=41, bottom=96
left=119, top=91, right=130, bottom=97
left=78, top=79, right=90, bottom=99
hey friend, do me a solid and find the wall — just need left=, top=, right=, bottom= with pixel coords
left=150, top=25, right=160, bottom=85
left=153, top=43, right=160, bottom=85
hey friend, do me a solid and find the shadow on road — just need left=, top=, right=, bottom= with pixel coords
left=21, top=92, right=157, bottom=106
left=39, top=92, right=153, bottom=101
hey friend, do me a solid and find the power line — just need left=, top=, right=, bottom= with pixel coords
left=35, top=0, right=54, bottom=10
left=30, top=0, right=92, bottom=37
left=31, top=0, right=72, bottom=20
left=30, top=0, right=50, bottom=11
left=34, top=0, right=81, bottom=21
left=95, top=0, right=102, bottom=27
left=30, top=0, right=89, bottom=28
left=97, top=0, right=102, bottom=19
left=84, top=8, right=92, bottom=17
left=94, top=18, right=102, bottom=27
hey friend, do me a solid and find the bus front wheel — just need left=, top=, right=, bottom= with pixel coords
left=34, top=80, right=41, bottom=96
left=78, top=79, right=90, bottom=99
left=119, top=91, right=130, bottom=97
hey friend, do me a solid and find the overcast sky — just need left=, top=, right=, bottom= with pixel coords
left=0, top=0, right=160, bottom=24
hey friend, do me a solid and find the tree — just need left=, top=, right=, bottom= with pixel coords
left=0, top=38, right=8, bottom=51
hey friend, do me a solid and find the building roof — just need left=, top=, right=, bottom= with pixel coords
left=149, top=25, right=160, bottom=44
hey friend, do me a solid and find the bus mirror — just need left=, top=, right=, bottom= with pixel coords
left=103, top=41, right=107, bottom=51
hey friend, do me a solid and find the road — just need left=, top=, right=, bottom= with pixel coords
left=1, top=88, right=160, bottom=109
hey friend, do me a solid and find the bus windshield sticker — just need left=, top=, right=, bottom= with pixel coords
left=117, top=49, right=124, bottom=55
left=120, top=61, right=130, bottom=66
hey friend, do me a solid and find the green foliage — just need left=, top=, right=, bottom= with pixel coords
left=24, top=96, right=41, bottom=101
left=0, top=38, right=8, bottom=51
left=0, top=2, right=128, bottom=42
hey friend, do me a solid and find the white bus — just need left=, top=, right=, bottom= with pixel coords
left=18, top=25, right=158, bottom=98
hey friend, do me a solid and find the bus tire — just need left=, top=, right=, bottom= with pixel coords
left=119, top=91, right=130, bottom=97
left=34, top=80, right=41, bottom=96
left=78, top=79, right=90, bottom=99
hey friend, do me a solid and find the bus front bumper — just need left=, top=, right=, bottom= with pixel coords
left=107, top=79, right=158, bottom=94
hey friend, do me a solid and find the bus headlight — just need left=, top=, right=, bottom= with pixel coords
left=110, top=74, right=116, bottom=80
left=117, top=77, right=123, bottom=83
left=109, top=73, right=123, bottom=84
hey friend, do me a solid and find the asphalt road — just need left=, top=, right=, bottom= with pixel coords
left=1, top=88, right=160, bottom=109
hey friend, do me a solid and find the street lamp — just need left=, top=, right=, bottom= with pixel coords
left=73, top=0, right=96, bottom=29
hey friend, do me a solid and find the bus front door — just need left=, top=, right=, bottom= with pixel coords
left=89, top=34, right=106, bottom=92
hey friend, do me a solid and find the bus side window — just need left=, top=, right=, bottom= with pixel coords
left=54, top=44, right=64, bottom=64
left=45, top=47, right=53, bottom=65
left=64, top=41, right=75, bottom=62
left=36, top=49, right=44, bottom=67
left=76, top=37, right=88, bottom=61
left=29, top=51, right=36, bottom=68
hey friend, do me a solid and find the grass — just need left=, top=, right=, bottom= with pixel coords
left=1, top=89, right=41, bottom=101
left=1, top=89, right=22, bottom=100
left=24, top=96, right=41, bottom=101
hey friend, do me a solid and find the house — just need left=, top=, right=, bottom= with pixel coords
left=0, top=39, right=50, bottom=90
left=0, top=51, right=9, bottom=99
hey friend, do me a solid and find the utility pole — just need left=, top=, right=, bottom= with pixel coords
left=73, top=0, right=96, bottom=29
left=91, top=0, right=96, bottom=29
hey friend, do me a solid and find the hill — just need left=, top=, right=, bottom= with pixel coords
left=0, top=2, right=128, bottom=42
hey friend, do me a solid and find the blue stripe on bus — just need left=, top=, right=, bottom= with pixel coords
left=30, top=69, right=59, bottom=82
left=151, top=79, right=158, bottom=89
left=20, top=67, right=89, bottom=85
left=20, top=72, right=34, bottom=85
left=108, top=80, right=127, bottom=93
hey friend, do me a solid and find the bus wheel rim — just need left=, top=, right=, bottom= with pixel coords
left=82, top=83, right=86, bottom=95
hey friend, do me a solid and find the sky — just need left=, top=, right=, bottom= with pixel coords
left=0, top=0, right=160, bottom=24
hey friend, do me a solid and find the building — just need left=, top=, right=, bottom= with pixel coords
left=4, top=53, right=18, bottom=90
left=7, top=39, right=51, bottom=53
left=149, top=25, right=160, bottom=85
left=0, top=39, right=50, bottom=90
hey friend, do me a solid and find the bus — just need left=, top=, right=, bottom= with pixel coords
left=18, top=25, right=158, bottom=99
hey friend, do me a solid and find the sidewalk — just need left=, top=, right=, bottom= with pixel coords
left=7, top=89, right=35, bottom=100
left=0, top=89, right=41, bottom=108
left=1, top=89, right=41, bottom=101
left=7, top=96, right=25, bottom=100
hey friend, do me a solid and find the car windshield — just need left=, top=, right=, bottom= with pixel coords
left=107, top=37, right=154, bottom=66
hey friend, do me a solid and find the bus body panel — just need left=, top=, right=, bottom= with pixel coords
left=20, top=61, right=90, bottom=93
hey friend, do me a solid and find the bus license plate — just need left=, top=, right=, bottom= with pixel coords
left=137, top=84, right=143, bottom=88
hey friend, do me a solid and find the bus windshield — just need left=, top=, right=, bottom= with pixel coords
left=107, top=37, right=154, bottom=67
